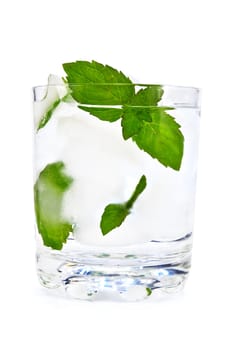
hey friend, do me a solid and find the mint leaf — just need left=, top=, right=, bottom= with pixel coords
left=121, top=87, right=181, bottom=169
left=37, top=98, right=61, bottom=131
left=36, top=74, right=70, bottom=131
left=62, top=60, right=135, bottom=105
left=146, top=287, right=152, bottom=296
left=100, top=204, right=129, bottom=236
left=34, top=162, right=73, bottom=250
left=79, top=106, right=123, bottom=122
left=121, top=107, right=152, bottom=140
left=100, top=175, right=147, bottom=235
left=121, top=86, right=163, bottom=139
left=133, top=109, right=184, bottom=170
left=37, top=93, right=72, bottom=131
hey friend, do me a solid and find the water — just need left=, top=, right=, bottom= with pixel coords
left=34, top=84, right=199, bottom=301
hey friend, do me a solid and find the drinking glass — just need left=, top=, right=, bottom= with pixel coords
left=33, top=82, right=200, bottom=301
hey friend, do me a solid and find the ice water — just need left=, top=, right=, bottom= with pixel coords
left=34, top=84, right=200, bottom=301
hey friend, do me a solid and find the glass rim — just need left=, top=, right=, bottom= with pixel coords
left=32, top=83, right=200, bottom=93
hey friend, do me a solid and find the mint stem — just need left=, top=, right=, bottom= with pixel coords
left=126, top=175, right=146, bottom=209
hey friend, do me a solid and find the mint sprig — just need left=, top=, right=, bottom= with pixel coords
left=100, top=175, right=147, bottom=235
left=63, top=60, right=184, bottom=171
left=34, top=162, right=73, bottom=250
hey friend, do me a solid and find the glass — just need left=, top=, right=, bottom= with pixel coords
left=33, top=82, right=200, bottom=301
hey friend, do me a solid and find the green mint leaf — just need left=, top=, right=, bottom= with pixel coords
left=37, top=93, right=74, bottom=131
left=121, top=107, right=152, bottom=140
left=34, top=162, right=73, bottom=250
left=37, top=98, right=61, bottom=131
left=62, top=60, right=135, bottom=105
left=100, top=175, right=147, bottom=235
left=36, top=75, right=70, bottom=131
left=79, top=106, right=123, bottom=122
left=121, top=86, right=163, bottom=139
left=133, top=109, right=184, bottom=170
left=146, top=287, right=152, bottom=296
left=100, top=204, right=130, bottom=236
left=37, top=93, right=72, bottom=131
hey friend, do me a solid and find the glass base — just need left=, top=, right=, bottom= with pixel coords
left=36, top=234, right=192, bottom=301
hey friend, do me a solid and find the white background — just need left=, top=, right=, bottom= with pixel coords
left=0, top=0, right=232, bottom=349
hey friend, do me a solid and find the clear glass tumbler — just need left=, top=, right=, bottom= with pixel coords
left=33, top=81, right=200, bottom=301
